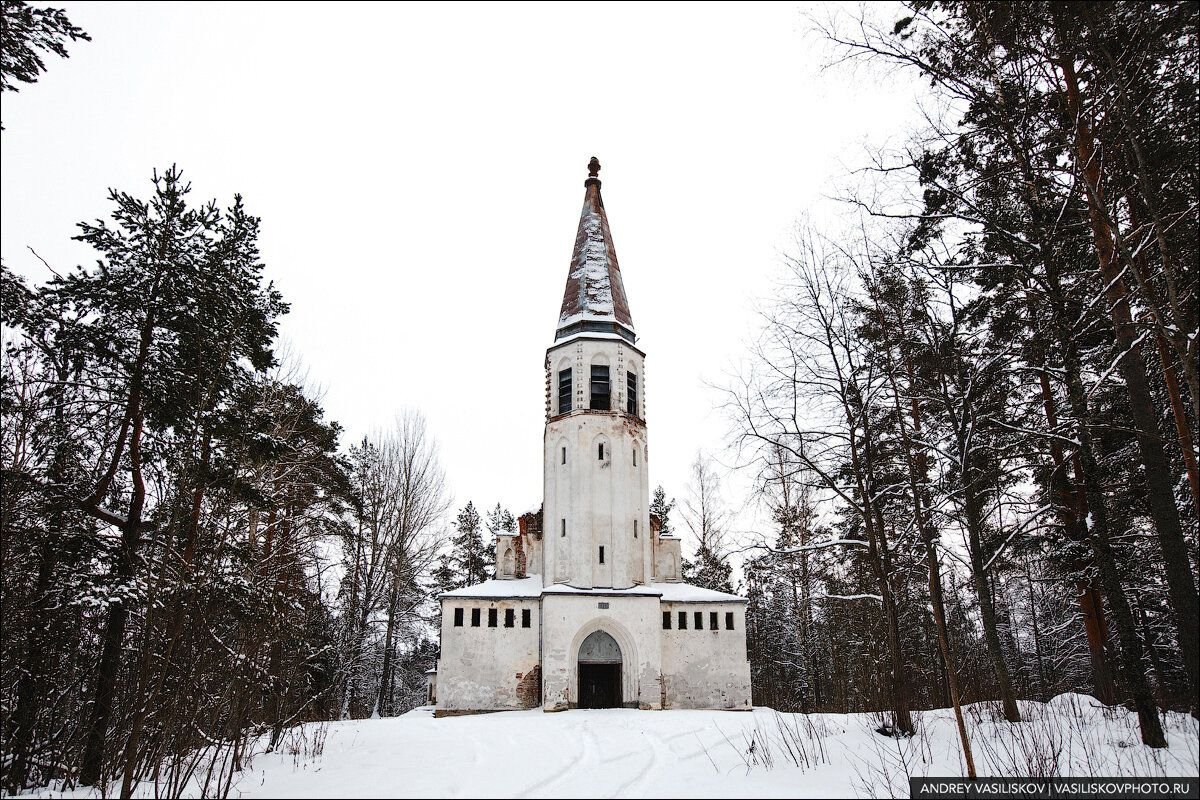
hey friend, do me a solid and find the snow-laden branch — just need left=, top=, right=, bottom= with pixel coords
left=815, top=593, right=883, bottom=603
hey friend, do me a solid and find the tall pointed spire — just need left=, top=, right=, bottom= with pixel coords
left=556, top=156, right=635, bottom=344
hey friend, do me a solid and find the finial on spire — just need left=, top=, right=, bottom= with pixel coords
left=585, top=156, right=601, bottom=187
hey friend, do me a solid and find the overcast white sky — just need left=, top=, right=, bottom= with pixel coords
left=1, top=1, right=921, bottom=549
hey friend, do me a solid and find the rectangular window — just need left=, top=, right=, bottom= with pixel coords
left=471, top=608, right=481, bottom=627
left=598, top=442, right=605, bottom=460
left=662, top=611, right=671, bottom=629
left=505, top=609, right=515, bottom=628
left=558, top=369, right=573, bottom=414
left=694, top=611, right=703, bottom=630
left=678, top=611, right=687, bottom=630
left=599, top=546, right=605, bottom=564
left=453, top=608, right=464, bottom=627
left=710, top=611, right=719, bottom=630
left=488, top=608, right=497, bottom=627
left=561, top=518, right=566, bottom=537
left=627, top=371, right=638, bottom=415
left=522, top=608, right=532, bottom=628
left=590, top=365, right=610, bottom=410
left=561, top=446, right=566, bottom=465
left=725, top=612, right=735, bottom=630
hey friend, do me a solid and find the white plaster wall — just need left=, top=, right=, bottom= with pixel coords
left=543, top=337, right=650, bottom=590
left=495, top=534, right=517, bottom=578
left=654, top=537, right=682, bottom=582
left=540, top=594, right=662, bottom=711
left=659, top=602, right=752, bottom=710
left=436, top=598, right=541, bottom=713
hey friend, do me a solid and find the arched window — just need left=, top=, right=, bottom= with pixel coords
left=590, top=356, right=611, bottom=410
left=557, top=360, right=573, bottom=414
left=502, top=547, right=515, bottom=576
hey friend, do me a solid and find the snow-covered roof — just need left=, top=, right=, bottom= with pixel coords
left=653, top=583, right=746, bottom=603
left=440, top=576, right=745, bottom=603
left=440, top=576, right=543, bottom=599
left=543, top=581, right=746, bottom=604
left=555, top=158, right=634, bottom=338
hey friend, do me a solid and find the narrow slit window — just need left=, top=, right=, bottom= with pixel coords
left=522, top=608, right=532, bottom=628
left=488, top=608, right=498, bottom=627
left=471, top=608, right=481, bottom=627
left=505, top=609, right=515, bottom=628
left=634, top=519, right=638, bottom=538
left=627, top=371, right=638, bottom=415
left=598, top=546, right=605, bottom=564
left=633, top=447, right=638, bottom=466
left=662, top=611, right=671, bottom=629
left=694, top=611, right=703, bottom=630
left=725, top=612, right=734, bottom=630
left=678, top=611, right=687, bottom=630
left=453, top=608, right=464, bottom=627
left=590, top=365, right=610, bottom=410
left=558, top=368, right=573, bottom=414
left=561, top=446, right=566, bottom=465
left=598, top=442, right=605, bottom=460
left=710, top=611, right=719, bottom=630
left=561, top=518, right=566, bottom=537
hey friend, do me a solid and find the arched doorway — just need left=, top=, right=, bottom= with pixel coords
left=577, top=630, right=622, bottom=708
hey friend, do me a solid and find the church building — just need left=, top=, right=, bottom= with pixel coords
left=432, top=158, right=752, bottom=715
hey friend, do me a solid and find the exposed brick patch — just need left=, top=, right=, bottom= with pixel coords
left=512, top=532, right=527, bottom=578
left=518, top=510, right=543, bottom=540
left=517, top=664, right=542, bottom=708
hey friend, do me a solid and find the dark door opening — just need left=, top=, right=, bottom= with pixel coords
left=577, top=629, right=623, bottom=709
left=578, top=663, right=622, bottom=709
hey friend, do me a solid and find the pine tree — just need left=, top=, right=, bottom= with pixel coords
left=485, top=502, right=515, bottom=540
left=650, top=485, right=675, bottom=536
left=0, top=1, right=90, bottom=129
left=446, top=501, right=490, bottom=588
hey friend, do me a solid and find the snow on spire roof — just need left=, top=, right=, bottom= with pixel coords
left=555, top=156, right=636, bottom=344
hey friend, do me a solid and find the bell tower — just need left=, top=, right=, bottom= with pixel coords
left=542, top=158, right=650, bottom=590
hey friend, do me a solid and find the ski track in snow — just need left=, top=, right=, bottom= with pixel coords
left=610, top=727, right=668, bottom=798
left=513, top=718, right=592, bottom=799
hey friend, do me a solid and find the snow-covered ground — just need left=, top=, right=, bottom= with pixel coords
left=28, top=695, right=1199, bottom=799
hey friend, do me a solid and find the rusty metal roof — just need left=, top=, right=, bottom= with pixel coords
left=555, top=157, right=636, bottom=343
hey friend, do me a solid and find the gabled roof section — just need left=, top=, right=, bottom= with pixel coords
left=556, top=157, right=636, bottom=344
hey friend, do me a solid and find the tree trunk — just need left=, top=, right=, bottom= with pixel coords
left=1058, top=51, right=1200, bottom=715
left=80, top=406, right=148, bottom=785
left=1034, top=365, right=1117, bottom=704
left=1025, top=567, right=1048, bottom=700
left=7, top=539, right=56, bottom=793
left=961, top=473, right=1021, bottom=723
left=859, top=428, right=915, bottom=736
left=1060, top=339, right=1166, bottom=747
left=376, top=584, right=401, bottom=717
